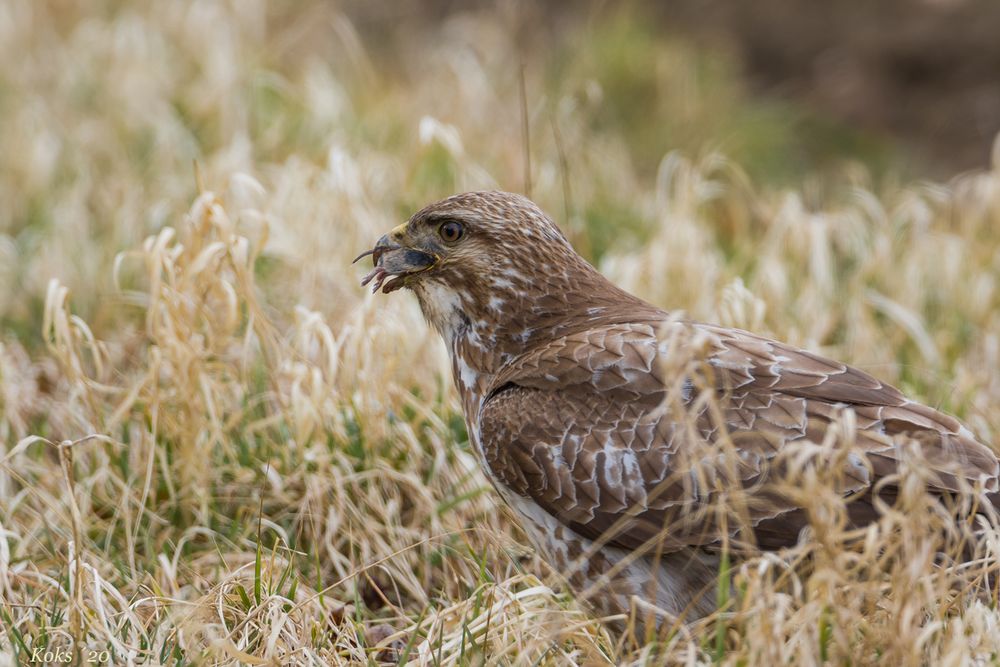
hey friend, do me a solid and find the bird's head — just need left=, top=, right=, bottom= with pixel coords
left=356, top=191, right=573, bottom=294
left=356, top=191, right=595, bottom=344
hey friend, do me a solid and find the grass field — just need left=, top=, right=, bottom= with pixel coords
left=2, top=2, right=1000, bottom=665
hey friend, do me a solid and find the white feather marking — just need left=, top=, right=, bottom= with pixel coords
left=492, top=277, right=514, bottom=289
left=457, top=356, right=479, bottom=391
left=416, top=282, right=466, bottom=343
left=500, top=267, right=524, bottom=279
left=708, top=357, right=748, bottom=371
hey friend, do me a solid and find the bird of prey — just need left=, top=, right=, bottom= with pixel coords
left=356, top=191, right=999, bottom=625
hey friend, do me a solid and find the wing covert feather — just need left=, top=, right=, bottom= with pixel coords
left=479, top=320, right=998, bottom=553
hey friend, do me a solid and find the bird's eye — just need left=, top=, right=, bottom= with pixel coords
left=439, top=221, right=464, bottom=243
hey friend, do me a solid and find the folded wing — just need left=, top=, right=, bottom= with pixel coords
left=479, top=319, right=999, bottom=553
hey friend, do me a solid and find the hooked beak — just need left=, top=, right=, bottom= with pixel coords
left=353, top=226, right=438, bottom=294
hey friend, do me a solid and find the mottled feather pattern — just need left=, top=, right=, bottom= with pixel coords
left=366, top=190, right=999, bottom=622
left=482, top=319, right=998, bottom=553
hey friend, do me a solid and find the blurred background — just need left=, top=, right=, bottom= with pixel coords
left=347, top=0, right=1000, bottom=178
left=3, top=0, right=999, bottom=341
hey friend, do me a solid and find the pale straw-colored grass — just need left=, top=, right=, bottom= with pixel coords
left=1, top=1, right=999, bottom=665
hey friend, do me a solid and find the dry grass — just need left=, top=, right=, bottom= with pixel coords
left=2, top=1, right=1000, bottom=665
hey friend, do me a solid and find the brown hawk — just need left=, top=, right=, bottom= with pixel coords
left=356, top=191, right=999, bottom=624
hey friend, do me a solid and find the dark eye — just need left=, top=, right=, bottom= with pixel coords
left=439, top=221, right=464, bottom=243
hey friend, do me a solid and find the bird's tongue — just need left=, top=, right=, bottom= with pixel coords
left=360, top=248, right=437, bottom=294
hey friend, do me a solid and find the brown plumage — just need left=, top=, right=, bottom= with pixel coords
left=358, top=190, right=999, bottom=624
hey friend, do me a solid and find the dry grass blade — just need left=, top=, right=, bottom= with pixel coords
left=0, top=2, right=999, bottom=665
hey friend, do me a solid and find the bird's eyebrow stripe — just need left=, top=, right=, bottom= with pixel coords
left=422, top=210, right=476, bottom=225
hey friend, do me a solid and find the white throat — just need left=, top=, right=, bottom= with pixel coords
left=414, top=280, right=470, bottom=346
